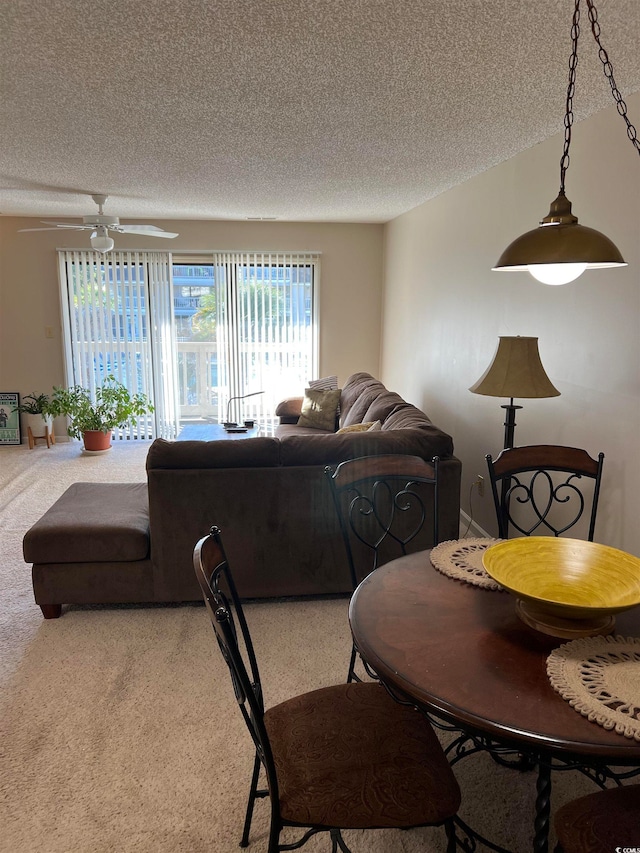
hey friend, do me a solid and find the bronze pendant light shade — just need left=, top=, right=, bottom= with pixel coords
left=493, top=192, right=626, bottom=285
left=493, top=0, right=638, bottom=285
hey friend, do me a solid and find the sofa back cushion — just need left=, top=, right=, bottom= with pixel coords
left=146, top=437, right=281, bottom=470
left=339, top=372, right=386, bottom=426
left=362, top=390, right=407, bottom=424
left=340, top=387, right=385, bottom=428
left=279, top=428, right=452, bottom=466
left=382, top=404, right=433, bottom=430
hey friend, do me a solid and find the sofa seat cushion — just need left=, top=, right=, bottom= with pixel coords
left=23, top=482, right=149, bottom=564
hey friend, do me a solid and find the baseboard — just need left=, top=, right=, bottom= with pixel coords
left=459, top=510, right=491, bottom=539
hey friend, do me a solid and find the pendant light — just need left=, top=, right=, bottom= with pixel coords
left=493, top=0, right=639, bottom=285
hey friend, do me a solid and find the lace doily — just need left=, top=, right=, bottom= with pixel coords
left=547, top=635, right=640, bottom=742
left=430, top=538, right=504, bottom=590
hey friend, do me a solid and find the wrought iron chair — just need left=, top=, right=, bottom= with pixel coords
left=193, top=526, right=461, bottom=853
left=485, top=445, right=604, bottom=541
left=325, top=454, right=440, bottom=682
left=554, top=783, right=640, bottom=852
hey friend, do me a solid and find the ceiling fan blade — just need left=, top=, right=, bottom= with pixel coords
left=117, top=224, right=179, bottom=238
left=39, top=220, right=90, bottom=230
left=18, top=226, right=65, bottom=232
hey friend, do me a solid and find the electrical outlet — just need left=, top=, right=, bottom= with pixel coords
left=477, top=475, right=485, bottom=497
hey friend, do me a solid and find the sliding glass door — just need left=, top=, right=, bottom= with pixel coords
left=58, top=249, right=319, bottom=438
left=174, top=252, right=319, bottom=430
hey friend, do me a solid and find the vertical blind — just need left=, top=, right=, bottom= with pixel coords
left=210, top=251, right=319, bottom=427
left=58, top=250, right=178, bottom=440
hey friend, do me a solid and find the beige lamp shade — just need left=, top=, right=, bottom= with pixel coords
left=469, top=336, right=560, bottom=400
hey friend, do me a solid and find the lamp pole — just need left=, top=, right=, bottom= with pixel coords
left=501, top=398, right=522, bottom=450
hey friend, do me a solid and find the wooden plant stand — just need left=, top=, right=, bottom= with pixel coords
left=28, top=425, right=55, bottom=449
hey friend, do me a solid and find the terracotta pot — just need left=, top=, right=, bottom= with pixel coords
left=82, top=430, right=113, bottom=451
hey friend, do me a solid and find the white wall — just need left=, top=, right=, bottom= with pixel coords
left=381, top=93, right=640, bottom=554
left=0, top=219, right=384, bottom=402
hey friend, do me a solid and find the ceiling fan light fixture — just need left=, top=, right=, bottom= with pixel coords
left=90, top=226, right=115, bottom=254
left=17, top=193, right=179, bottom=249
left=493, top=0, right=638, bottom=285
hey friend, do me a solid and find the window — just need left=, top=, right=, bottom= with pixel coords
left=58, top=249, right=319, bottom=438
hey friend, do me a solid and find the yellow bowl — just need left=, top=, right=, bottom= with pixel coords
left=483, top=537, right=640, bottom=638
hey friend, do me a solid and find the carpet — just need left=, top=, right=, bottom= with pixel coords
left=0, top=440, right=599, bottom=852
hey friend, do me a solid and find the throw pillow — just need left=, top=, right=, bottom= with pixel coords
left=337, top=421, right=377, bottom=434
left=368, top=420, right=382, bottom=431
left=297, top=388, right=342, bottom=431
left=308, top=375, right=338, bottom=391
left=309, top=375, right=340, bottom=417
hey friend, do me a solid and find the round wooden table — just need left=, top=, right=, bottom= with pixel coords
left=349, top=550, right=640, bottom=852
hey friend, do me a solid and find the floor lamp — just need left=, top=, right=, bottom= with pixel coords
left=469, top=336, right=560, bottom=450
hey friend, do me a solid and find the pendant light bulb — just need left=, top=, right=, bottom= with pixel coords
left=527, top=263, right=587, bottom=285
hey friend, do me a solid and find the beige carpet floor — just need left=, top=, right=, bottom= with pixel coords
left=0, top=440, right=601, bottom=853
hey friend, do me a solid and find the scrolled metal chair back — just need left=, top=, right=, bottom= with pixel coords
left=486, top=445, right=604, bottom=541
left=326, top=454, right=440, bottom=588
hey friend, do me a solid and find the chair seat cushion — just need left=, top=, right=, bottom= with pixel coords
left=554, top=784, right=640, bottom=853
left=264, top=681, right=460, bottom=829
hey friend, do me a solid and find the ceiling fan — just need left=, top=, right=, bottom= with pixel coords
left=18, top=194, right=179, bottom=253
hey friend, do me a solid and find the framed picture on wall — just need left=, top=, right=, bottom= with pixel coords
left=0, top=393, right=21, bottom=445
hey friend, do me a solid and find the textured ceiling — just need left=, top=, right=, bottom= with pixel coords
left=1, top=0, right=639, bottom=223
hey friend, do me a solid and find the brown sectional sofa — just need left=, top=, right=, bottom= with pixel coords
left=24, top=372, right=461, bottom=617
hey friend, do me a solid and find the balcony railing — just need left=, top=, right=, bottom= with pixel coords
left=177, top=341, right=309, bottom=432
left=173, top=296, right=202, bottom=312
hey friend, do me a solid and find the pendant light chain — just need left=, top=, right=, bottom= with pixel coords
left=586, top=0, right=640, bottom=156
left=559, top=0, right=581, bottom=195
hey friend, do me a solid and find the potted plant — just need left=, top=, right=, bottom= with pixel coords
left=50, top=376, right=154, bottom=451
left=12, top=393, right=56, bottom=448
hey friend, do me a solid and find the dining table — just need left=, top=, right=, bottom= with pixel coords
left=348, top=544, right=640, bottom=853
